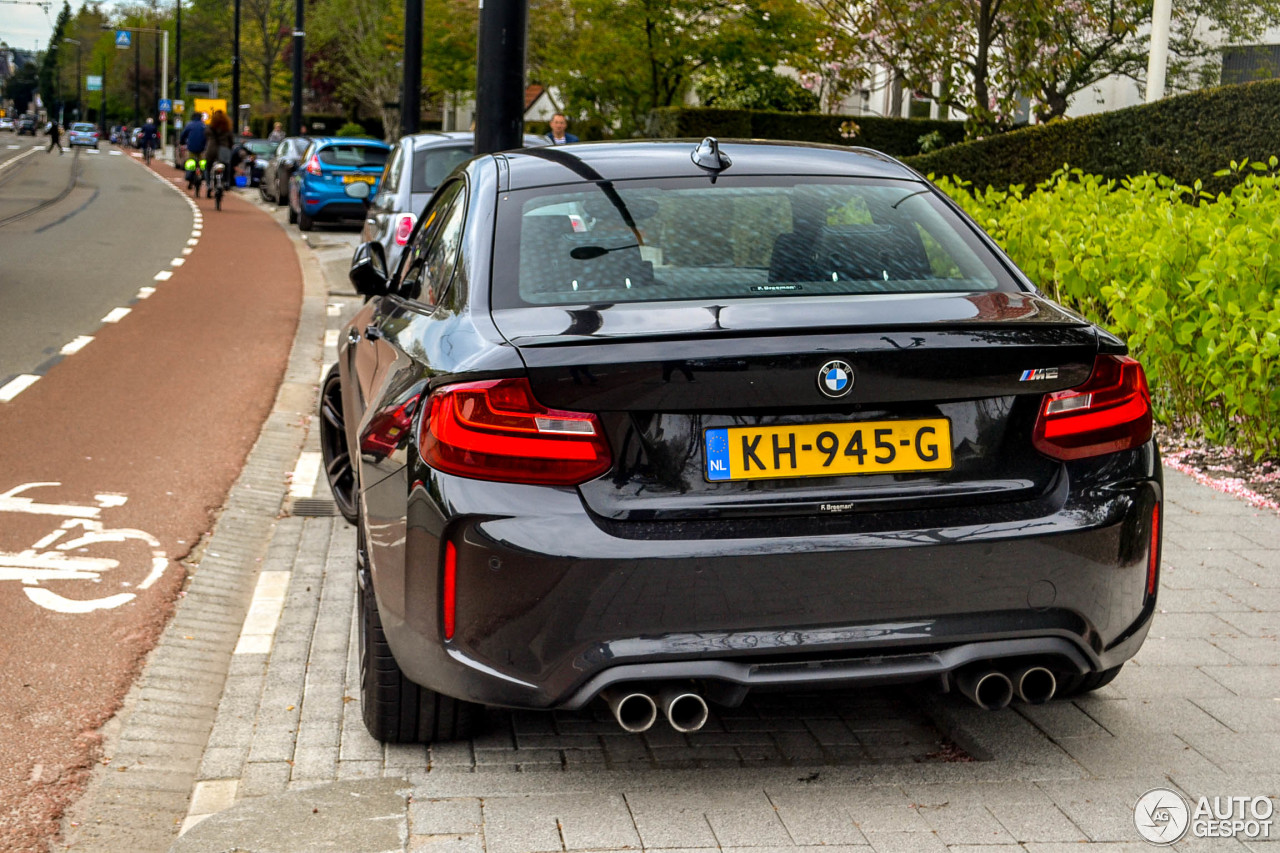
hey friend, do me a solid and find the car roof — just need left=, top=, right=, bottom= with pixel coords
left=401, top=131, right=548, bottom=151
left=495, top=139, right=918, bottom=190
left=311, top=136, right=391, bottom=148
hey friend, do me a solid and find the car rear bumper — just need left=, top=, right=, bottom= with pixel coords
left=368, top=443, right=1162, bottom=710
left=301, top=198, right=367, bottom=220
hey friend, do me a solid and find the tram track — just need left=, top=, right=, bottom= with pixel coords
left=0, top=149, right=82, bottom=229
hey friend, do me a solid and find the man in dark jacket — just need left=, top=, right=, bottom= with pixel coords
left=46, top=121, right=63, bottom=154
left=180, top=114, right=207, bottom=160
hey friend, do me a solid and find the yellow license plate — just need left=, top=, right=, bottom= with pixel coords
left=343, top=174, right=376, bottom=184
left=705, top=419, right=952, bottom=482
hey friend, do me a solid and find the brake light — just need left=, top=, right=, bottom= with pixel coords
left=1032, top=355, right=1152, bottom=460
left=419, top=378, right=611, bottom=485
left=304, top=153, right=322, bottom=175
left=394, top=213, right=416, bottom=246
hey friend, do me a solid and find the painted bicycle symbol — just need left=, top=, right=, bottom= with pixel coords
left=0, top=482, right=169, bottom=613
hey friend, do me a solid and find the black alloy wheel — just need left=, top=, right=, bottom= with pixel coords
left=319, top=369, right=360, bottom=524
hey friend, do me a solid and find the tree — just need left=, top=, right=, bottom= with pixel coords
left=308, top=0, right=403, bottom=138
left=699, top=66, right=820, bottom=112
left=530, top=0, right=826, bottom=137
left=820, top=0, right=1280, bottom=135
left=5, top=61, right=39, bottom=115
left=39, top=1, right=73, bottom=114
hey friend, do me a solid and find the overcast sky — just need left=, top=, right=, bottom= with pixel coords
left=2, top=1, right=133, bottom=56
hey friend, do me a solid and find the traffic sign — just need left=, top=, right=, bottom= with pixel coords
left=87, top=75, right=103, bottom=92
left=159, top=110, right=168, bottom=122
left=158, top=98, right=172, bottom=113
left=173, top=100, right=185, bottom=114
left=115, top=30, right=131, bottom=49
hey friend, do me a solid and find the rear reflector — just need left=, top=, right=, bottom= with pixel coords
left=1032, top=355, right=1152, bottom=460
left=442, top=541, right=457, bottom=640
left=1147, top=502, right=1160, bottom=596
left=420, top=378, right=612, bottom=485
left=394, top=214, right=416, bottom=246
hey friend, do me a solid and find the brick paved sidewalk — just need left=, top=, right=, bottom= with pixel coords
left=165, top=461, right=1280, bottom=852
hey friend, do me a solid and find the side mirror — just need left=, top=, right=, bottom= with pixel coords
left=349, top=242, right=389, bottom=297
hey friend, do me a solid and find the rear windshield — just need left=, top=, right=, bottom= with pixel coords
left=411, top=145, right=473, bottom=193
left=318, top=144, right=388, bottom=168
left=72, top=123, right=95, bottom=131
left=494, top=176, right=1015, bottom=307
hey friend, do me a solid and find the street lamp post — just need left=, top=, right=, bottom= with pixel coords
left=232, top=0, right=241, bottom=134
left=290, top=0, right=303, bottom=135
left=402, top=0, right=422, bottom=136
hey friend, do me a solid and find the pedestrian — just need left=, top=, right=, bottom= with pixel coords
left=544, top=112, right=578, bottom=145
left=267, top=121, right=286, bottom=143
left=241, top=124, right=253, bottom=138
left=46, top=121, right=63, bottom=155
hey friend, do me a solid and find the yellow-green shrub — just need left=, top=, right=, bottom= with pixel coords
left=935, top=163, right=1280, bottom=455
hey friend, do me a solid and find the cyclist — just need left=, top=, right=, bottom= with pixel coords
left=206, top=110, right=237, bottom=200
left=179, top=112, right=208, bottom=181
left=139, top=117, right=159, bottom=164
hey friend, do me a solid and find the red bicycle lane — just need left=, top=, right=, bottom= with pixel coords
left=0, top=156, right=303, bottom=851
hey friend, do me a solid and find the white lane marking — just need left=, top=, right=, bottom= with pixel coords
left=182, top=248, right=193, bottom=255
left=170, top=258, right=185, bottom=267
left=0, top=484, right=121, bottom=518
left=187, top=238, right=198, bottom=246
left=327, top=304, right=341, bottom=317
left=60, top=336, right=94, bottom=355
left=154, top=270, right=172, bottom=281
left=323, top=329, right=339, bottom=348
left=233, top=571, right=291, bottom=654
left=137, top=286, right=156, bottom=299
left=86, top=148, right=100, bottom=154
left=102, top=307, right=131, bottom=323
left=108, top=150, right=122, bottom=156
left=0, top=375, right=40, bottom=402
left=6, top=144, right=19, bottom=149
left=131, top=152, right=142, bottom=158
left=191, top=230, right=202, bottom=238
left=0, top=148, right=39, bottom=171
left=288, top=451, right=322, bottom=499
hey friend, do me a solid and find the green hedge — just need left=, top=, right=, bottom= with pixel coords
left=645, top=107, right=966, bottom=157
left=938, top=163, right=1280, bottom=454
left=249, top=113, right=386, bottom=140
left=907, top=78, right=1280, bottom=192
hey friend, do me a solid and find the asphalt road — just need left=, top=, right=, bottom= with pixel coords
left=0, top=141, right=304, bottom=851
left=0, top=138, right=194, bottom=384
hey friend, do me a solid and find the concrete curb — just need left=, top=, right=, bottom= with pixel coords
left=60, top=197, right=331, bottom=853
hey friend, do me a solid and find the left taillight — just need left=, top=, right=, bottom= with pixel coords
left=394, top=213, right=416, bottom=246
left=304, top=153, right=322, bottom=175
left=1032, top=354, right=1153, bottom=461
left=419, top=378, right=611, bottom=485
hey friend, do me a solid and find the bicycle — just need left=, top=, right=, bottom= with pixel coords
left=210, top=159, right=227, bottom=210
left=0, top=482, right=169, bottom=613
left=143, top=142, right=154, bottom=166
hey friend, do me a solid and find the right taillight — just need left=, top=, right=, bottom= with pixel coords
left=1032, top=354, right=1153, bottom=460
left=419, top=378, right=612, bottom=485
left=394, top=214, right=416, bottom=246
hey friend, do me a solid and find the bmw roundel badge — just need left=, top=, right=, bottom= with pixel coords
left=818, top=360, right=854, bottom=398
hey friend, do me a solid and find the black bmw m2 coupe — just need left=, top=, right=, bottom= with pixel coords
left=322, top=139, right=1162, bottom=743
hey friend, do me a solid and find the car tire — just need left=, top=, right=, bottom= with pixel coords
left=318, top=368, right=359, bottom=524
left=288, top=205, right=297, bottom=224
left=1055, top=664, right=1124, bottom=698
left=276, top=177, right=288, bottom=206
left=359, top=573, right=482, bottom=743
left=298, top=210, right=314, bottom=231
left=259, top=183, right=271, bottom=202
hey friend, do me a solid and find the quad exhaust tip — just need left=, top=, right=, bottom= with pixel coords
left=955, top=668, right=1014, bottom=711
left=602, top=688, right=658, bottom=733
left=659, top=686, right=710, bottom=733
left=1012, top=665, right=1057, bottom=705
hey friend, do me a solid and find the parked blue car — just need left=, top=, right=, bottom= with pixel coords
left=288, top=137, right=392, bottom=231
